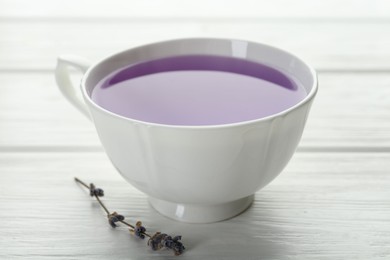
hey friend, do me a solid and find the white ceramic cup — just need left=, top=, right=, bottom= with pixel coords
left=55, top=38, right=318, bottom=223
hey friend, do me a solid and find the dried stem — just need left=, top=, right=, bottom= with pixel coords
left=74, top=177, right=89, bottom=189
left=74, top=177, right=178, bottom=253
left=94, top=194, right=110, bottom=215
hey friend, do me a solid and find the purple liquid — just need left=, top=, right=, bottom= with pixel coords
left=92, top=55, right=307, bottom=126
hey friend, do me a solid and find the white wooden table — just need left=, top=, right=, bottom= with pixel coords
left=1, top=0, right=390, bottom=259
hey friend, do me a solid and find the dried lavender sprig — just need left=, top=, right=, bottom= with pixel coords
left=74, top=177, right=184, bottom=255
left=74, top=177, right=109, bottom=214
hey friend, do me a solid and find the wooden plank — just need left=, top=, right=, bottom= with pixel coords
left=1, top=0, right=389, bottom=19
left=0, top=152, right=389, bottom=259
left=1, top=72, right=389, bottom=149
left=302, top=72, right=390, bottom=148
left=0, top=22, right=390, bottom=70
left=0, top=73, right=100, bottom=147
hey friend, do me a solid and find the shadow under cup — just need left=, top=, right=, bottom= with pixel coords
left=79, top=39, right=318, bottom=223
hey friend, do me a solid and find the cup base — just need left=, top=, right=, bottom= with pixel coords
left=148, top=195, right=254, bottom=223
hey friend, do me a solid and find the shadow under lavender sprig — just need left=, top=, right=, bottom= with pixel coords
left=74, top=177, right=185, bottom=256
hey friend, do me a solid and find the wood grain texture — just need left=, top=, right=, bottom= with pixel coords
left=0, top=72, right=389, bottom=149
left=0, top=73, right=100, bottom=147
left=0, top=152, right=389, bottom=259
left=1, top=0, right=390, bottom=258
left=1, top=0, right=389, bottom=18
left=1, top=22, right=390, bottom=70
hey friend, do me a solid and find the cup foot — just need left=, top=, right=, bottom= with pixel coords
left=148, top=195, right=254, bottom=223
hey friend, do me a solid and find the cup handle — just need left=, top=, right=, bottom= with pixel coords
left=55, top=55, right=92, bottom=120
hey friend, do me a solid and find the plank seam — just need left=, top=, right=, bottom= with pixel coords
left=0, top=146, right=389, bottom=153
left=1, top=16, right=390, bottom=24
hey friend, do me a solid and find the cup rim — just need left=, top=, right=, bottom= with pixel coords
left=81, top=37, right=318, bottom=129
